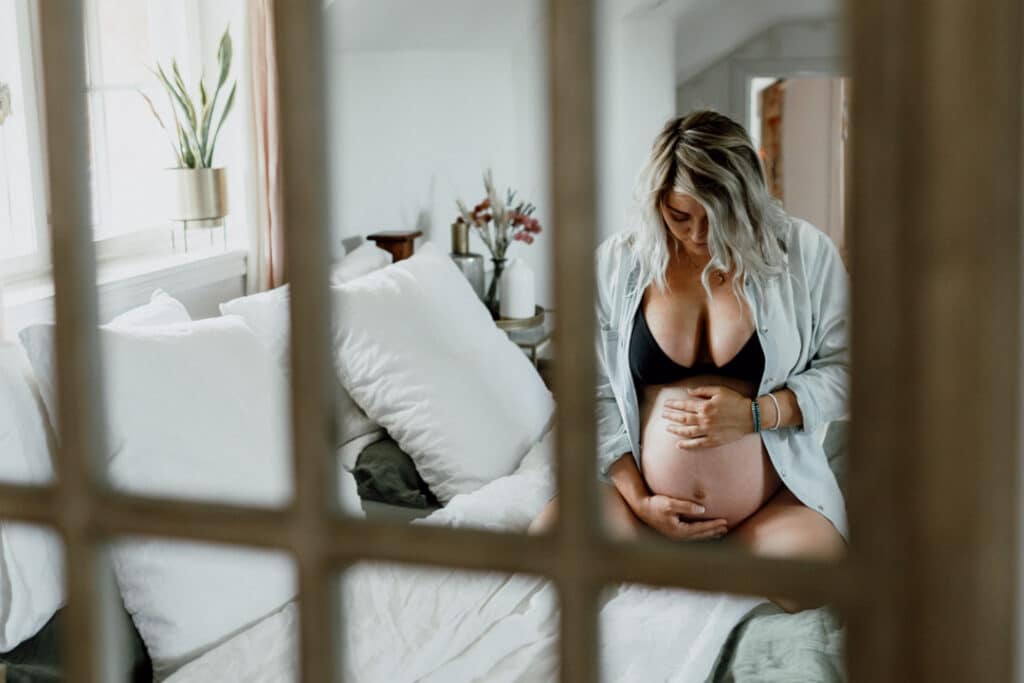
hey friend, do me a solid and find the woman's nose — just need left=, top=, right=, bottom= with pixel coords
left=693, top=219, right=708, bottom=240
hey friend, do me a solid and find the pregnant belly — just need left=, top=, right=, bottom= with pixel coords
left=639, top=374, right=782, bottom=528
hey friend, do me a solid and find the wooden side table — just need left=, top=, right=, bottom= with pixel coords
left=366, top=230, right=423, bottom=263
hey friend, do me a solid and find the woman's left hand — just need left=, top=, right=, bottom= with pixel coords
left=662, top=385, right=754, bottom=449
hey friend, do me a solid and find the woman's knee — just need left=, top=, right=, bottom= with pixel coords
left=731, top=508, right=845, bottom=561
left=527, top=496, right=559, bottom=534
left=601, top=485, right=647, bottom=540
left=527, top=487, right=646, bottom=540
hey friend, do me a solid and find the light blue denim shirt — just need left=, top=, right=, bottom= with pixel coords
left=594, top=216, right=850, bottom=540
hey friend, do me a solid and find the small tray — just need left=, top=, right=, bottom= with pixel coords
left=495, top=305, right=545, bottom=330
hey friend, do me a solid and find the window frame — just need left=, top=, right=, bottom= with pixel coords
left=0, top=0, right=213, bottom=284
left=0, top=0, right=51, bottom=282
left=0, top=0, right=1020, bottom=681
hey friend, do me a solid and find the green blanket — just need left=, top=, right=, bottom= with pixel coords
left=708, top=603, right=845, bottom=682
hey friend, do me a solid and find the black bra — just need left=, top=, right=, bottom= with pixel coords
left=629, top=305, right=765, bottom=387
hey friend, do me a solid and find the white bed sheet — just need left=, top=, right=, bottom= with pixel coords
left=166, top=430, right=765, bottom=683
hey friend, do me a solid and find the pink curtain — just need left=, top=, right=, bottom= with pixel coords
left=249, top=0, right=286, bottom=289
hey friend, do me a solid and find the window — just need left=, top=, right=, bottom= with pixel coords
left=0, top=0, right=227, bottom=280
left=82, top=0, right=191, bottom=244
left=0, top=0, right=48, bottom=274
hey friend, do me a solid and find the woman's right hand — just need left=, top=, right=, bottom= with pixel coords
left=633, top=494, right=728, bottom=541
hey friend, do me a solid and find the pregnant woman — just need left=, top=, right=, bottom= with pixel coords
left=529, top=110, right=848, bottom=564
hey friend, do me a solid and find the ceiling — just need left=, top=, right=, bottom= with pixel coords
left=323, top=0, right=542, bottom=52
left=669, top=0, right=840, bottom=81
left=323, top=0, right=841, bottom=77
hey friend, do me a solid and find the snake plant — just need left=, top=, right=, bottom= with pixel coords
left=140, top=27, right=236, bottom=169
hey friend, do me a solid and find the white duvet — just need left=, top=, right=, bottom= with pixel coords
left=166, top=430, right=765, bottom=683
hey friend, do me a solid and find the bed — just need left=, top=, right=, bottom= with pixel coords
left=1, top=240, right=848, bottom=682
left=0, top=421, right=847, bottom=683
left=159, top=422, right=849, bottom=683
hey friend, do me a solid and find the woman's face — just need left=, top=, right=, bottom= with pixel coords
left=659, top=191, right=710, bottom=261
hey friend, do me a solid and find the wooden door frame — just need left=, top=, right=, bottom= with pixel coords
left=1, top=0, right=1019, bottom=680
left=845, top=0, right=1022, bottom=680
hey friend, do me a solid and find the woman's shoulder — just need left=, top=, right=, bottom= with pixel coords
left=595, top=230, right=638, bottom=269
left=778, top=215, right=840, bottom=272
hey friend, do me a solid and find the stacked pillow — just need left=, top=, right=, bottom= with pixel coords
left=1, top=289, right=188, bottom=653
left=331, top=242, right=555, bottom=503
left=0, top=343, right=60, bottom=652
left=8, top=240, right=557, bottom=674
left=220, top=241, right=393, bottom=470
left=17, top=291, right=354, bottom=678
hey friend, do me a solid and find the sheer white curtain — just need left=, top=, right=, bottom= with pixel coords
left=247, top=0, right=286, bottom=290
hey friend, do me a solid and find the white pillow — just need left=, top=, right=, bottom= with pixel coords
left=332, top=242, right=555, bottom=503
left=21, top=316, right=297, bottom=677
left=19, top=315, right=363, bottom=677
left=19, top=288, right=192, bottom=433
left=0, top=343, right=62, bottom=653
left=329, top=241, right=392, bottom=285
left=220, top=284, right=385, bottom=466
left=107, top=288, right=191, bottom=328
left=1, top=290, right=189, bottom=653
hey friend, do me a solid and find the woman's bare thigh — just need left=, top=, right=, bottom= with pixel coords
left=728, top=486, right=846, bottom=562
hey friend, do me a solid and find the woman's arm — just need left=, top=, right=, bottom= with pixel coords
left=782, top=232, right=851, bottom=434
left=594, top=239, right=634, bottom=482
left=608, top=451, right=727, bottom=539
left=755, top=388, right=802, bottom=430
left=607, top=451, right=651, bottom=507
left=662, top=233, right=849, bottom=445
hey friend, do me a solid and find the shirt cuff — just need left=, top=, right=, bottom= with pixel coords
left=786, top=375, right=821, bottom=434
left=597, top=431, right=632, bottom=483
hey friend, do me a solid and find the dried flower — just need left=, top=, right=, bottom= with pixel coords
left=454, top=169, right=542, bottom=260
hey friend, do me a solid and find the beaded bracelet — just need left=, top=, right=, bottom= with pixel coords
left=751, top=398, right=761, bottom=433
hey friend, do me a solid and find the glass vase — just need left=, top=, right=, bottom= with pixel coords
left=486, top=256, right=507, bottom=319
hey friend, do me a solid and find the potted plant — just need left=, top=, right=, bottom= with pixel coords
left=455, top=170, right=543, bottom=318
left=140, top=27, right=236, bottom=232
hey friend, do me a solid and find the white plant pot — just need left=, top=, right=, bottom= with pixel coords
left=166, top=167, right=228, bottom=222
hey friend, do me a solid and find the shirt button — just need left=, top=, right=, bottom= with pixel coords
left=760, top=326, right=768, bottom=334
left=817, top=504, right=825, bottom=511
left=779, top=470, right=787, bottom=478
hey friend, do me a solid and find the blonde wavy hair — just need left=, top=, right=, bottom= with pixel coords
left=631, top=110, right=790, bottom=301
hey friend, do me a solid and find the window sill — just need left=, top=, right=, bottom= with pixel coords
left=3, top=247, right=248, bottom=327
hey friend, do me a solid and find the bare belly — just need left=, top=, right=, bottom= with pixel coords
left=639, top=374, right=782, bottom=528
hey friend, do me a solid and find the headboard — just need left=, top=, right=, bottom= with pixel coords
left=366, top=230, right=424, bottom=263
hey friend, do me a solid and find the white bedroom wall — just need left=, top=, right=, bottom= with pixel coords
left=325, top=0, right=680, bottom=306
left=328, top=48, right=554, bottom=305
left=325, top=1, right=553, bottom=306
left=596, top=3, right=677, bottom=243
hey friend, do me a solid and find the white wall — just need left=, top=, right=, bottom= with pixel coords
left=328, top=48, right=552, bottom=304
left=596, top=2, right=677, bottom=242
left=326, top=3, right=553, bottom=305
left=326, top=0, right=681, bottom=304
